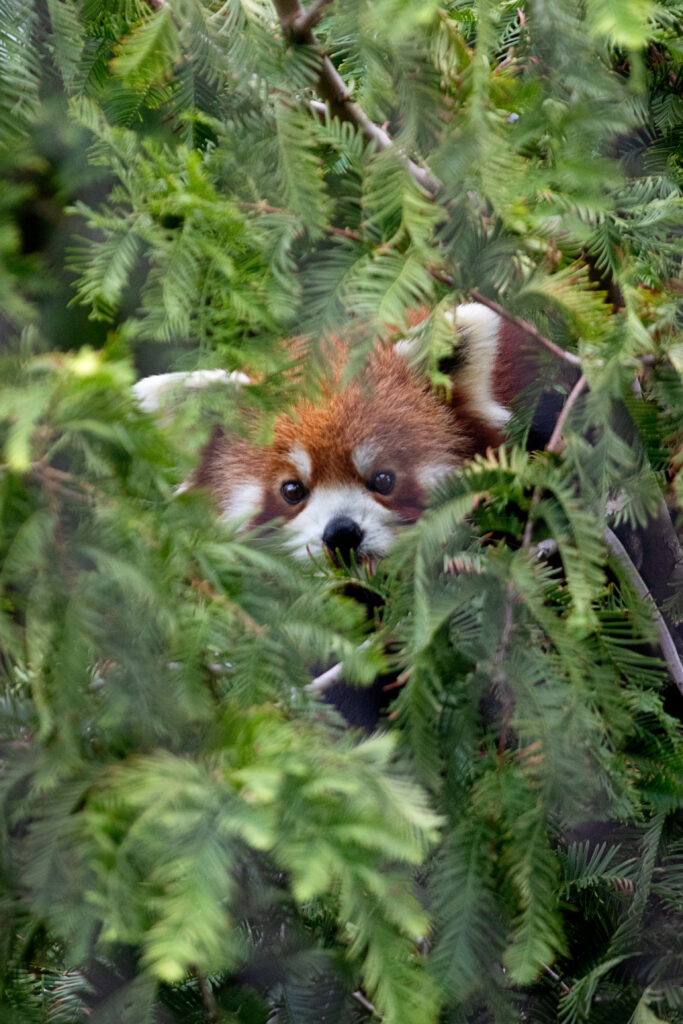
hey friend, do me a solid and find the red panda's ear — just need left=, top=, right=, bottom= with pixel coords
left=444, top=304, right=511, bottom=430
left=393, top=303, right=510, bottom=431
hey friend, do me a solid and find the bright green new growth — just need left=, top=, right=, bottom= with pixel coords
left=0, top=0, right=682, bottom=1021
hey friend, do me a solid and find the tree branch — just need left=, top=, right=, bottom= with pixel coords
left=191, top=967, right=219, bottom=1024
left=32, top=463, right=99, bottom=502
left=604, top=527, right=683, bottom=696
left=352, top=989, right=377, bottom=1015
left=544, top=373, right=587, bottom=455
left=238, top=200, right=362, bottom=242
left=543, top=964, right=572, bottom=995
left=271, top=0, right=439, bottom=196
left=291, top=0, right=334, bottom=34
left=521, top=373, right=588, bottom=548
left=469, top=288, right=582, bottom=368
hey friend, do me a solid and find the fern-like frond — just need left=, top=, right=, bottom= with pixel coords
left=275, top=101, right=331, bottom=240
left=0, top=0, right=42, bottom=140
left=560, top=841, right=636, bottom=892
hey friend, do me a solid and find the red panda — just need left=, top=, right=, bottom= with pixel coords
left=133, top=303, right=574, bottom=563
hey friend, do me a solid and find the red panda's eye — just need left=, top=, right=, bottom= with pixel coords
left=281, top=479, right=308, bottom=505
left=370, top=471, right=395, bottom=495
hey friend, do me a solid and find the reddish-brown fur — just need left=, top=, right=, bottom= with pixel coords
left=196, top=343, right=506, bottom=525
left=193, top=307, right=574, bottom=550
left=491, top=320, right=564, bottom=408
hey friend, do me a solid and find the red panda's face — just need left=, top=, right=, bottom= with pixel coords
left=156, top=302, right=555, bottom=563
left=253, top=429, right=454, bottom=563
left=201, top=346, right=474, bottom=563
left=136, top=302, right=576, bottom=564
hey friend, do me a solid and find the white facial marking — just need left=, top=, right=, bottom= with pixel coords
left=417, top=462, right=457, bottom=489
left=288, top=443, right=312, bottom=484
left=453, top=303, right=511, bottom=429
left=352, top=440, right=381, bottom=477
left=220, top=482, right=263, bottom=523
left=284, top=485, right=400, bottom=560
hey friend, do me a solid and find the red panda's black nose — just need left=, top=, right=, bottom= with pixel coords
left=323, top=516, right=364, bottom=564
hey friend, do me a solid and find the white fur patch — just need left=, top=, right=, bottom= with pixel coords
left=417, top=462, right=457, bottom=489
left=219, top=482, right=263, bottom=523
left=454, top=304, right=511, bottom=429
left=133, top=369, right=250, bottom=413
left=284, top=485, right=400, bottom=560
left=288, top=444, right=312, bottom=484
left=352, top=440, right=381, bottom=477
left=393, top=336, right=420, bottom=361
left=393, top=304, right=510, bottom=431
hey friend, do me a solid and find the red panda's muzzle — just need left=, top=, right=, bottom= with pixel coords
left=322, top=515, right=364, bottom=565
left=281, top=483, right=404, bottom=561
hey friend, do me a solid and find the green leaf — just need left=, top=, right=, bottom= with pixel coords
left=112, top=7, right=180, bottom=89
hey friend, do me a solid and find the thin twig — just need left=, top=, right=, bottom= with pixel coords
left=238, top=200, right=362, bottom=242
left=543, top=963, right=572, bottom=995
left=307, top=98, right=435, bottom=193
left=189, top=575, right=266, bottom=635
left=33, top=462, right=99, bottom=497
left=521, top=493, right=540, bottom=550
left=427, top=263, right=455, bottom=287
left=272, top=0, right=438, bottom=195
left=521, top=373, right=587, bottom=548
left=469, top=289, right=582, bottom=368
left=604, top=527, right=683, bottom=696
left=327, top=224, right=364, bottom=242
left=493, top=581, right=517, bottom=756
left=544, top=373, right=587, bottom=454
left=352, top=989, right=378, bottom=1016
left=382, top=667, right=411, bottom=692
left=191, top=967, right=219, bottom=1024
left=0, top=461, right=104, bottom=504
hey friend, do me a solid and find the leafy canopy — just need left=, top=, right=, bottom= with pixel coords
left=0, top=0, right=682, bottom=1021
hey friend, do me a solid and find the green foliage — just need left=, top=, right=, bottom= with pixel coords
left=1, top=0, right=682, bottom=1021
